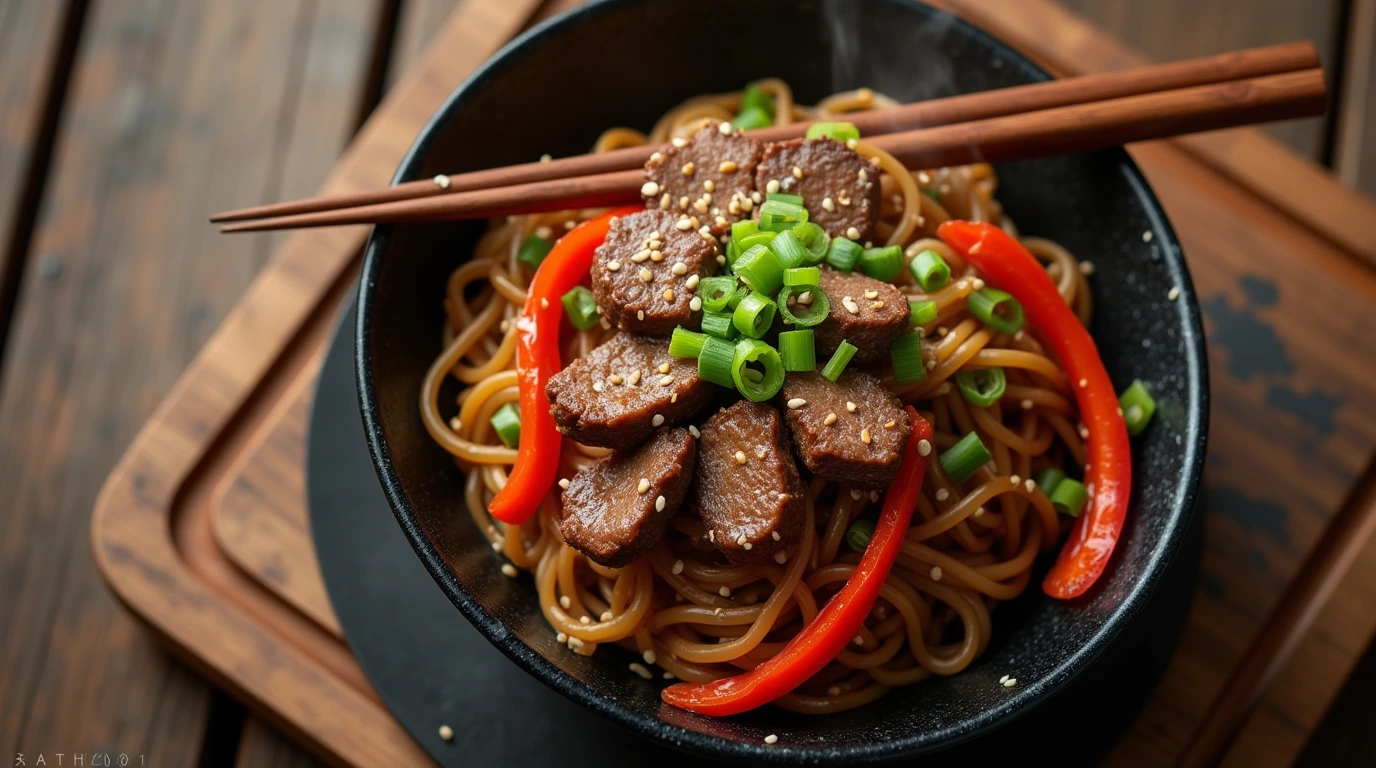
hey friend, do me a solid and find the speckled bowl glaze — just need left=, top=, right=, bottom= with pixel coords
left=356, top=0, right=1209, bottom=761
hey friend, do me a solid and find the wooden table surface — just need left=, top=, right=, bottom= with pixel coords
left=2, top=0, right=1375, bottom=765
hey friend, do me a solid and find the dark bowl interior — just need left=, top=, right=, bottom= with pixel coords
left=356, top=0, right=1209, bottom=761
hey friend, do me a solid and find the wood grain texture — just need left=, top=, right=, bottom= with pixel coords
left=235, top=719, right=327, bottom=768
left=1057, top=0, right=1341, bottom=159
left=0, top=0, right=384, bottom=760
left=1334, top=0, right=1376, bottom=196
left=390, top=0, right=465, bottom=88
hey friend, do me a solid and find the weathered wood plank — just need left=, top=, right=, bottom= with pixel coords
left=235, top=719, right=326, bottom=768
left=0, top=0, right=385, bottom=760
left=391, top=0, right=465, bottom=87
left=1058, top=0, right=1341, bottom=160
left=1333, top=0, right=1376, bottom=197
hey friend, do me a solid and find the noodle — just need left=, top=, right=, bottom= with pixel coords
left=420, top=82, right=1093, bottom=713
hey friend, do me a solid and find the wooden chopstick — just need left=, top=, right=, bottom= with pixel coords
left=220, top=68, right=1326, bottom=233
left=211, top=41, right=1318, bottom=224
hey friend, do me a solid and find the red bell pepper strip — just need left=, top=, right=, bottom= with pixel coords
left=488, top=206, right=641, bottom=525
left=660, top=408, right=932, bottom=716
left=937, top=220, right=1132, bottom=600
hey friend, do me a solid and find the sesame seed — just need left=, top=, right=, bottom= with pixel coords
left=1142, top=231, right=1154, bottom=242
left=863, top=289, right=879, bottom=300
left=930, top=566, right=942, bottom=581
left=842, top=296, right=859, bottom=314
left=502, top=564, right=518, bottom=578
left=433, top=174, right=451, bottom=189
left=650, top=152, right=664, bottom=164
left=709, top=530, right=715, bottom=542
left=1025, top=479, right=1037, bottom=493
left=704, top=179, right=716, bottom=193
left=861, top=428, right=872, bottom=444
left=1078, top=378, right=1088, bottom=388
left=1168, top=287, right=1180, bottom=300
left=629, top=662, right=653, bottom=679
left=872, top=301, right=884, bottom=309
left=972, top=279, right=986, bottom=291
left=492, top=540, right=502, bottom=551
left=556, top=632, right=568, bottom=642
left=658, top=375, right=673, bottom=387
left=605, top=260, right=621, bottom=273
left=580, top=615, right=591, bottom=624
left=448, top=416, right=462, bottom=432
left=641, top=181, right=660, bottom=196
left=689, top=296, right=702, bottom=311
left=797, top=290, right=812, bottom=305
left=652, top=414, right=665, bottom=426
left=937, top=326, right=948, bottom=336
left=637, top=477, right=651, bottom=494
left=568, top=637, right=585, bottom=649
left=609, top=374, right=624, bottom=385
left=637, top=310, right=645, bottom=320
left=600, top=610, right=614, bottom=622
left=540, top=297, right=549, bottom=310
left=656, top=495, right=666, bottom=512
left=1010, top=474, right=1022, bottom=485
left=787, top=398, right=807, bottom=409
left=1080, top=261, right=1096, bottom=275
left=592, top=381, right=603, bottom=393
left=631, top=249, right=651, bottom=263
left=675, top=218, right=693, bottom=231
left=764, top=734, right=779, bottom=745
left=686, top=274, right=700, bottom=290
left=639, top=268, right=654, bottom=283
left=936, top=489, right=949, bottom=501
left=822, top=197, right=835, bottom=211
left=629, top=370, right=641, bottom=385
left=846, top=401, right=857, bottom=412
left=1021, top=399, right=1033, bottom=410
left=853, top=636, right=864, bottom=646
left=974, top=507, right=986, bottom=518
left=774, top=549, right=789, bottom=565
left=735, top=450, right=747, bottom=464
left=717, top=160, right=738, bottom=174
left=925, top=360, right=936, bottom=370
left=766, top=179, right=781, bottom=194
left=824, top=412, right=838, bottom=426
left=719, top=586, right=732, bottom=597
left=671, top=392, right=678, bottom=403
left=681, top=162, right=695, bottom=176
left=885, top=420, right=897, bottom=429
left=846, top=226, right=861, bottom=239
left=688, top=425, right=700, bottom=438
left=671, top=137, right=688, bottom=147
left=439, top=724, right=454, bottom=740
left=918, top=439, right=932, bottom=456
left=719, top=121, right=733, bottom=134
left=851, top=489, right=863, bottom=500
left=734, top=534, right=748, bottom=547
left=1003, top=678, right=1018, bottom=688
left=858, top=168, right=869, bottom=182
left=559, top=478, right=571, bottom=490
left=792, top=165, right=804, bottom=179
left=662, top=288, right=675, bottom=302
left=838, top=195, right=851, bottom=206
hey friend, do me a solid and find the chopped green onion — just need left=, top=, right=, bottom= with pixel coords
left=766, top=191, right=805, bottom=206
left=1119, top=379, right=1157, bottom=437
left=737, top=230, right=777, bottom=254
left=725, top=238, right=739, bottom=268
left=909, top=249, right=950, bottom=291
left=700, top=310, right=736, bottom=339
left=967, top=288, right=1025, bottom=334
left=697, top=335, right=737, bottom=387
left=954, top=367, right=1006, bottom=407
left=731, top=339, right=785, bottom=401
left=890, top=332, right=926, bottom=384
left=845, top=518, right=875, bottom=552
left=921, top=188, right=942, bottom=203
left=759, top=199, right=808, bottom=232
left=820, top=341, right=858, bottom=381
left=777, top=284, right=830, bottom=327
left=768, top=228, right=810, bottom=270
left=1034, top=468, right=1067, bottom=494
left=727, top=284, right=750, bottom=309
left=731, top=219, right=758, bottom=245
left=806, top=121, right=861, bottom=142
left=825, top=237, right=863, bottom=273
left=560, top=286, right=600, bottom=331
left=698, top=276, right=738, bottom=313
left=784, top=266, right=821, bottom=286
left=741, top=82, right=775, bottom=118
left=490, top=402, right=522, bottom=448
left=908, top=299, right=938, bottom=325
left=940, top=431, right=991, bottom=484
left=732, top=291, right=777, bottom=339
left=517, top=234, right=554, bottom=270
left=778, top=329, right=816, bottom=371
left=732, top=106, right=772, bottom=131
left=792, top=221, right=830, bottom=265
left=1050, top=478, right=1089, bottom=517
left=733, top=244, right=785, bottom=295
left=860, top=245, right=903, bottom=283
left=669, top=327, right=707, bottom=358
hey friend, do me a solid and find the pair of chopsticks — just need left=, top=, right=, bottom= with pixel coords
left=214, top=41, right=1327, bottom=233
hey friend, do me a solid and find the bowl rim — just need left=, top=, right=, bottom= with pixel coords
left=355, top=0, right=1210, bottom=760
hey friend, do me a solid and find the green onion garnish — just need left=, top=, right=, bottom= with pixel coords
left=967, top=288, right=1025, bottom=335
left=890, top=332, right=926, bottom=384
left=737, top=230, right=777, bottom=254
left=1119, top=379, right=1157, bottom=437
left=784, top=266, right=821, bottom=286
left=1050, top=478, right=1089, bottom=517
left=820, top=341, right=858, bottom=381
left=954, top=367, right=1006, bottom=407
left=732, top=106, right=772, bottom=131
left=560, top=286, right=600, bottom=331
left=940, top=431, right=991, bottom=484
left=860, top=245, right=903, bottom=283
left=727, top=284, right=750, bottom=309
left=732, top=291, right=778, bottom=339
left=921, top=187, right=943, bottom=203
left=909, top=249, right=950, bottom=291
left=759, top=199, right=808, bottom=232
left=725, top=238, right=739, bottom=268
left=699, top=276, right=738, bottom=313
left=778, top=329, right=816, bottom=371
left=733, top=244, right=785, bottom=295
left=731, top=339, right=785, bottom=401
left=777, top=284, right=830, bottom=327
left=1034, top=468, right=1067, bottom=494
left=909, top=299, right=938, bottom=325
left=768, top=228, right=811, bottom=270
left=825, top=237, right=863, bottom=273
left=517, top=233, right=554, bottom=270
left=791, top=221, right=831, bottom=265
left=669, top=327, right=707, bottom=358
left=731, top=219, right=759, bottom=246
left=741, top=82, right=775, bottom=118
left=806, top=121, right=861, bottom=143
left=490, top=402, right=522, bottom=448
left=697, top=335, right=737, bottom=387
left=766, top=191, right=805, bottom=206
left=700, top=310, right=736, bottom=339
left=844, top=518, right=875, bottom=552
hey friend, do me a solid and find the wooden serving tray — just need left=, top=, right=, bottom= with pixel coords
left=93, top=1, right=1376, bottom=765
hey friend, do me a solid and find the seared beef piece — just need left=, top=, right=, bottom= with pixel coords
left=693, top=401, right=805, bottom=564
left=546, top=333, right=717, bottom=449
left=591, top=209, right=718, bottom=336
left=753, top=138, right=881, bottom=241
left=642, top=124, right=763, bottom=238
left=814, top=267, right=910, bottom=365
left=559, top=428, right=697, bottom=568
left=779, top=370, right=911, bottom=489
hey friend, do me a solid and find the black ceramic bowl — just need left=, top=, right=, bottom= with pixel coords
left=356, top=0, right=1209, bottom=761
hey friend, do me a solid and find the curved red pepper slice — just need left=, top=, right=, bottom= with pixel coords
left=488, top=206, right=642, bottom=525
left=660, top=408, right=932, bottom=716
left=937, top=220, right=1132, bottom=600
